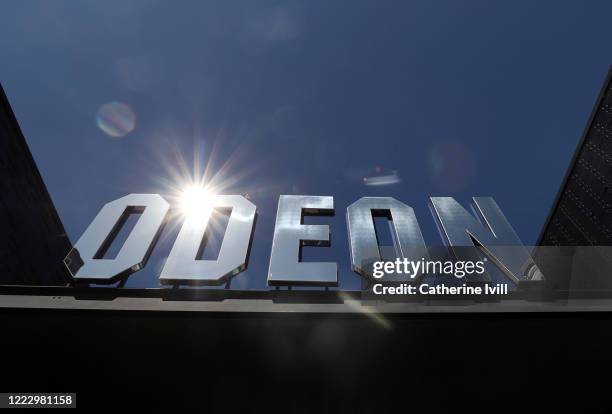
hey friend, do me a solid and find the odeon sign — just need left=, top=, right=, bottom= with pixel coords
left=64, top=194, right=541, bottom=287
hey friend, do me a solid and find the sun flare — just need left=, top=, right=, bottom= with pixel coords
left=179, top=185, right=216, bottom=217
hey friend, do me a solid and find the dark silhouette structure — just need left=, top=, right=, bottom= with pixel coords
left=537, top=68, right=612, bottom=289
left=0, top=83, right=71, bottom=285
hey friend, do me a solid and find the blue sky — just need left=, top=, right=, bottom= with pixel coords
left=1, top=0, right=611, bottom=289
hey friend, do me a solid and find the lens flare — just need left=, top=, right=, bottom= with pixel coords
left=363, top=171, right=401, bottom=186
left=96, top=101, right=136, bottom=138
left=429, top=141, right=475, bottom=191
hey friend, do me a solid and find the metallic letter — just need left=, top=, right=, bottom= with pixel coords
left=63, top=194, right=170, bottom=282
left=160, top=195, right=256, bottom=285
left=268, top=195, right=337, bottom=286
left=347, top=197, right=428, bottom=279
left=429, top=197, right=542, bottom=283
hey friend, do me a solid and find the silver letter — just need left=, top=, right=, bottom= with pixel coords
left=160, top=195, right=256, bottom=285
left=429, top=197, right=541, bottom=283
left=64, top=194, right=170, bottom=282
left=347, top=197, right=427, bottom=280
left=268, top=195, right=337, bottom=286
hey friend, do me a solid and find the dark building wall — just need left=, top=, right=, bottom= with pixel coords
left=2, top=309, right=612, bottom=411
left=537, top=68, right=612, bottom=289
left=539, top=69, right=612, bottom=247
left=0, top=83, right=72, bottom=285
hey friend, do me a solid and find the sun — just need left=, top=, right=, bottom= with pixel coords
left=179, top=185, right=216, bottom=217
